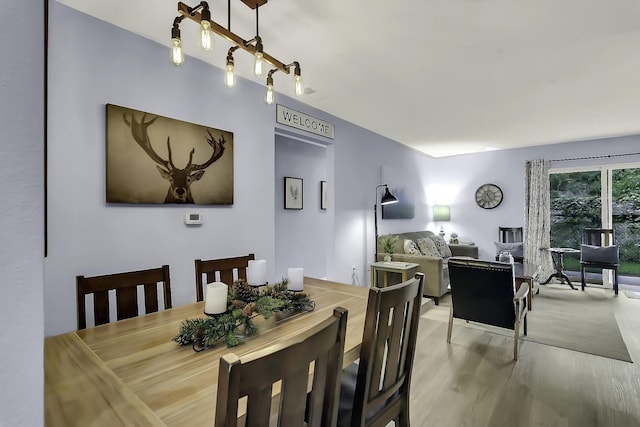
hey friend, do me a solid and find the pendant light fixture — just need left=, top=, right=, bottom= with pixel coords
left=225, top=46, right=238, bottom=88
left=247, top=36, right=264, bottom=77
left=170, top=17, right=185, bottom=66
left=263, top=62, right=304, bottom=105
left=171, top=1, right=304, bottom=101
left=264, top=70, right=275, bottom=105
left=199, top=6, right=213, bottom=50
left=292, top=62, right=303, bottom=96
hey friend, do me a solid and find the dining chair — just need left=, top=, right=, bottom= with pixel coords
left=76, top=265, right=172, bottom=330
left=447, top=258, right=528, bottom=361
left=337, top=273, right=424, bottom=427
left=194, top=253, right=255, bottom=302
left=496, top=226, right=524, bottom=263
left=499, top=226, right=523, bottom=243
left=581, top=228, right=619, bottom=295
left=215, top=307, right=348, bottom=427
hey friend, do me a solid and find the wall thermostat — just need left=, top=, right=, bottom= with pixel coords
left=185, top=212, right=203, bottom=225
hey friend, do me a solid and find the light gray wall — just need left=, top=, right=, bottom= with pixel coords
left=330, top=124, right=435, bottom=285
left=0, top=0, right=44, bottom=425
left=45, top=4, right=278, bottom=335
left=274, top=135, right=329, bottom=280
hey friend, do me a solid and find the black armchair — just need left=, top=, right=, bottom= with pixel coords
left=447, top=258, right=528, bottom=361
left=580, top=228, right=619, bottom=295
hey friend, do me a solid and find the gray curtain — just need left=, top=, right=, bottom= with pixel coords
left=524, top=159, right=554, bottom=280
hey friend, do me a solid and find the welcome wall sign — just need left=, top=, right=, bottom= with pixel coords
left=276, top=105, right=335, bottom=139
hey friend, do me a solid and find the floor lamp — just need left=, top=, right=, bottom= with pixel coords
left=374, top=184, right=398, bottom=263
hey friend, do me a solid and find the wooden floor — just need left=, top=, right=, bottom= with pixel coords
left=409, top=286, right=640, bottom=426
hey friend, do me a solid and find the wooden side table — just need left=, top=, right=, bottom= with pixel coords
left=541, top=247, right=581, bottom=289
left=370, top=261, right=419, bottom=288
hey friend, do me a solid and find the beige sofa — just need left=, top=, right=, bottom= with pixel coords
left=377, top=231, right=478, bottom=304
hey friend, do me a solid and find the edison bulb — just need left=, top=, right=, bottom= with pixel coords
left=264, top=84, right=274, bottom=104
left=171, top=38, right=184, bottom=66
left=294, top=74, right=304, bottom=96
left=200, top=20, right=213, bottom=50
left=225, top=64, right=235, bottom=88
left=254, top=52, right=264, bottom=77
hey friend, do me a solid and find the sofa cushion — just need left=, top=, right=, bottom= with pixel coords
left=494, top=242, right=524, bottom=258
left=404, top=239, right=422, bottom=255
left=429, top=234, right=452, bottom=258
left=581, top=244, right=619, bottom=264
left=417, top=238, right=440, bottom=257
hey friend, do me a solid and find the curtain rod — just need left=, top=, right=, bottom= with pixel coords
left=549, top=151, right=640, bottom=163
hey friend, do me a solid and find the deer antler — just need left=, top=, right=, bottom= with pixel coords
left=123, top=113, right=170, bottom=170
left=165, top=137, right=195, bottom=169
left=191, top=129, right=226, bottom=171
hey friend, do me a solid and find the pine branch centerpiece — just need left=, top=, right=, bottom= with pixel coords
left=173, top=278, right=314, bottom=352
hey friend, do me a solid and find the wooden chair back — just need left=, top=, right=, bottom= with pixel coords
left=194, top=253, right=255, bottom=302
left=580, top=228, right=619, bottom=294
left=76, top=265, right=172, bottom=330
left=499, top=226, right=523, bottom=243
left=582, top=228, right=615, bottom=246
left=497, top=226, right=524, bottom=263
left=348, top=273, right=424, bottom=427
left=215, top=307, right=348, bottom=427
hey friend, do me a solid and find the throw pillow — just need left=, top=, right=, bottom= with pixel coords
left=494, top=242, right=524, bottom=258
left=429, top=234, right=452, bottom=258
left=581, top=244, right=619, bottom=264
left=404, top=239, right=422, bottom=255
left=417, top=238, right=440, bottom=257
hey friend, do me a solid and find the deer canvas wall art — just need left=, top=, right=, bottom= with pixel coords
left=106, top=104, right=233, bottom=204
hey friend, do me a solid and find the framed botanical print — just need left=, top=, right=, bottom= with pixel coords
left=284, top=177, right=303, bottom=209
left=320, top=181, right=327, bottom=210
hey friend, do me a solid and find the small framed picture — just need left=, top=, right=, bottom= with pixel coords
left=284, top=177, right=303, bottom=209
left=320, top=181, right=328, bottom=210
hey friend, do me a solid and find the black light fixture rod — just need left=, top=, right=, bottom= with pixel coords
left=228, top=0, right=231, bottom=30
left=374, top=184, right=387, bottom=263
left=244, top=36, right=259, bottom=47
left=173, top=15, right=185, bottom=28
left=187, top=1, right=208, bottom=16
left=172, top=15, right=185, bottom=39
left=285, top=61, right=301, bottom=75
left=255, top=5, right=259, bottom=37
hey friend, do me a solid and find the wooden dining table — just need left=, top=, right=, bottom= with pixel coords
left=44, top=277, right=368, bottom=426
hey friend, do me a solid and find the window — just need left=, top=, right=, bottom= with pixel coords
left=550, top=163, right=640, bottom=286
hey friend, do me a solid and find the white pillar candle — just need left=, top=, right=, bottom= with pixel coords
left=287, top=268, right=304, bottom=291
left=247, top=260, right=267, bottom=287
left=204, top=282, right=228, bottom=315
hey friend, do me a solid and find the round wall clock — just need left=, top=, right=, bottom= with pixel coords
left=475, top=183, right=503, bottom=209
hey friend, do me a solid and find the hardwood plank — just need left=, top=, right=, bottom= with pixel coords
left=410, top=291, right=640, bottom=426
left=44, top=333, right=163, bottom=426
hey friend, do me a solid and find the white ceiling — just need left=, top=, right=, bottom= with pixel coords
left=58, top=0, right=640, bottom=157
